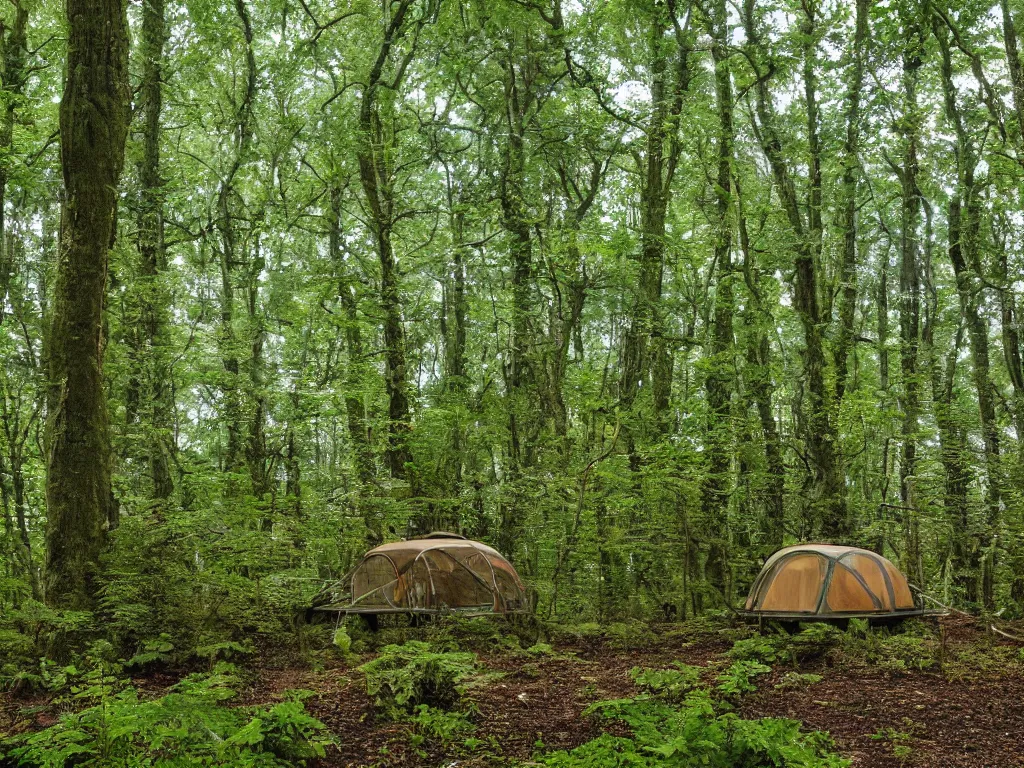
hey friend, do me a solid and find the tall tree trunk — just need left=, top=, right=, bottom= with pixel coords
left=0, top=0, right=36, bottom=601
left=445, top=211, right=469, bottom=396
left=924, top=206, right=975, bottom=603
left=802, top=1, right=823, bottom=272
left=357, top=0, right=418, bottom=481
left=11, top=440, right=39, bottom=600
left=877, top=256, right=890, bottom=394
left=737, top=182, right=785, bottom=554
left=215, top=0, right=257, bottom=476
left=701, top=0, right=735, bottom=605
left=618, top=2, right=691, bottom=429
left=1000, top=0, right=1024, bottom=145
left=1, top=398, right=41, bottom=601
left=833, top=0, right=869, bottom=404
left=993, top=0, right=1024, bottom=607
left=936, top=25, right=1001, bottom=608
left=328, top=179, right=378, bottom=540
left=45, top=0, right=131, bottom=609
left=898, top=27, right=924, bottom=587
left=0, top=0, right=27, bottom=321
left=246, top=236, right=271, bottom=502
left=545, top=157, right=602, bottom=447
left=498, top=49, right=537, bottom=472
left=743, top=0, right=846, bottom=539
left=137, top=0, right=174, bottom=500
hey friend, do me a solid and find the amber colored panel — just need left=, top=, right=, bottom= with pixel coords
left=758, top=554, right=827, bottom=612
left=825, top=564, right=877, bottom=612
left=352, top=555, right=400, bottom=603
left=842, top=553, right=892, bottom=609
left=884, top=560, right=915, bottom=609
left=748, top=567, right=778, bottom=610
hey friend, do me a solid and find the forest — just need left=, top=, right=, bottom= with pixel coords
left=2, top=0, right=1024, bottom=765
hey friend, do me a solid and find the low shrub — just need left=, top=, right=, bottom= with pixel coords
left=629, top=663, right=703, bottom=702
left=871, top=719, right=923, bottom=766
left=124, top=633, right=175, bottom=670
left=839, top=627, right=938, bottom=674
left=526, top=642, right=555, bottom=657
left=537, top=692, right=849, bottom=767
left=426, top=616, right=522, bottom=654
left=406, top=704, right=477, bottom=749
left=604, top=620, right=657, bottom=651
left=358, top=640, right=478, bottom=717
left=544, top=622, right=604, bottom=645
left=657, top=617, right=728, bottom=648
left=194, top=638, right=256, bottom=667
left=728, top=635, right=782, bottom=664
left=774, top=672, right=823, bottom=690
left=3, top=664, right=330, bottom=767
left=715, top=660, right=772, bottom=698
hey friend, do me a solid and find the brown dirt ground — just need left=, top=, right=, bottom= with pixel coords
left=2, top=616, right=1022, bottom=768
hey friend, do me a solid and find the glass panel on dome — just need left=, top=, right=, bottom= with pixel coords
left=841, top=553, right=892, bottom=610
left=883, top=559, right=915, bottom=609
left=825, top=563, right=880, bottom=612
left=757, top=554, right=827, bottom=612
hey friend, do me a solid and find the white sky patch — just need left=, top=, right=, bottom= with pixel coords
left=612, top=80, right=649, bottom=106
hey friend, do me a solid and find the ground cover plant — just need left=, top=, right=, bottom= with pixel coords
left=5, top=615, right=1017, bottom=767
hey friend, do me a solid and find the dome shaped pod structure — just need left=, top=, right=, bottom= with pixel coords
left=312, top=534, right=528, bottom=617
left=740, top=544, right=925, bottom=622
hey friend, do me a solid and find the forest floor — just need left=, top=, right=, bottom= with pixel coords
left=263, top=614, right=1023, bottom=768
left=2, top=614, right=1023, bottom=767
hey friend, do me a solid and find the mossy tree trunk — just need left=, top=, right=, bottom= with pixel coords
left=357, top=0, right=419, bottom=483
left=898, top=19, right=925, bottom=588
left=136, top=0, right=174, bottom=501
left=45, top=0, right=131, bottom=609
left=742, top=0, right=847, bottom=540
left=935, top=23, right=1002, bottom=610
left=701, top=0, right=735, bottom=605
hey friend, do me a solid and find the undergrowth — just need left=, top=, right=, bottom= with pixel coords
left=630, top=663, right=703, bottom=702
left=534, top=633, right=848, bottom=768
left=1, top=660, right=329, bottom=767
left=535, top=692, right=848, bottom=767
left=358, top=640, right=478, bottom=718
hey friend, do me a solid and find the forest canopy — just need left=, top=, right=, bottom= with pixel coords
left=1, top=0, right=1024, bottom=646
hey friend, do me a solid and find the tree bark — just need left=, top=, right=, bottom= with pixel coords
left=923, top=199, right=975, bottom=602
left=936, top=25, right=1001, bottom=608
left=701, top=0, right=735, bottom=604
left=357, top=0, right=417, bottom=481
left=996, top=0, right=1024, bottom=456
left=499, top=52, right=537, bottom=471
left=137, top=0, right=174, bottom=500
left=898, top=26, right=924, bottom=588
left=743, top=0, right=846, bottom=539
left=833, top=0, right=869, bottom=404
left=45, top=0, right=131, bottom=609
left=737, top=181, right=785, bottom=554
left=0, top=0, right=27, bottom=325
left=215, top=0, right=257, bottom=477
left=328, top=181, right=377, bottom=488
left=618, top=3, right=691, bottom=428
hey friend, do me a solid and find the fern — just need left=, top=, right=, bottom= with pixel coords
left=540, top=691, right=849, bottom=767
left=3, top=668, right=330, bottom=768
left=358, top=640, right=478, bottom=718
